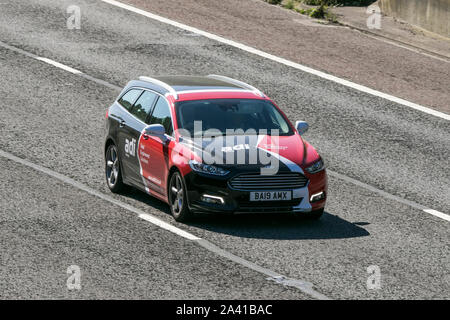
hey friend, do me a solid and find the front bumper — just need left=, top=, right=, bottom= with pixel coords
left=184, top=171, right=326, bottom=215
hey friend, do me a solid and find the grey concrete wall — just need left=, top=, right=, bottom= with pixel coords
left=379, top=0, right=450, bottom=37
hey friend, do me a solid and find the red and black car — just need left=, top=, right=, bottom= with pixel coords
left=104, top=75, right=327, bottom=221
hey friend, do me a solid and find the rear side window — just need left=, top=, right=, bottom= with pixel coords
left=118, top=89, right=142, bottom=110
left=149, top=97, right=173, bottom=136
left=130, top=91, right=157, bottom=123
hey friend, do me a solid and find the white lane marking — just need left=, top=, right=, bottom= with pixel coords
left=195, top=239, right=330, bottom=300
left=2, top=40, right=447, bottom=222
left=138, top=213, right=200, bottom=240
left=423, top=209, right=450, bottom=222
left=36, top=57, right=83, bottom=74
left=0, top=40, right=121, bottom=91
left=0, top=149, right=199, bottom=240
left=0, top=149, right=328, bottom=299
left=328, top=170, right=449, bottom=222
left=101, top=0, right=450, bottom=121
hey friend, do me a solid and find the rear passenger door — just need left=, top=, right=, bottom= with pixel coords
left=118, top=89, right=157, bottom=186
left=112, top=88, right=141, bottom=182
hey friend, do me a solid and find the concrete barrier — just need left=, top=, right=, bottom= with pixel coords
left=379, top=0, right=449, bottom=38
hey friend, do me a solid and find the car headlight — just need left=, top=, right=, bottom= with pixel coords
left=189, top=160, right=230, bottom=176
left=305, top=159, right=325, bottom=174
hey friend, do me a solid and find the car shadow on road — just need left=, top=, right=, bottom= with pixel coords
left=186, top=212, right=370, bottom=240
left=122, top=188, right=369, bottom=240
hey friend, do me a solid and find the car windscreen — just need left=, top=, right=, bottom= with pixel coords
left=175, top=99, right=293, bottom=137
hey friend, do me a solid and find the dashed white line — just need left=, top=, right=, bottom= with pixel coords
left=36, top=57, right=82, bottom=74
left=0, top=149, right=198, bottom=240
left=0, top=3, right=446, bottom=299
left=138, top=213, right=200, bottom=240
left=0, top=148, right=329, bottom=299
left=328, top=170, right=449, bottom=223
left=0, top=40, right=121, bottom=91
left=1, top=39, right=447, bottom=222
left=101, top=0, right=450, bottom=121
left=423, top=209, right=450, bottom=222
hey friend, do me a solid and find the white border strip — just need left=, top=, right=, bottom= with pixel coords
left=100, top=0, right=450, bottom=121
left=2, top=40, right=447, bottom=222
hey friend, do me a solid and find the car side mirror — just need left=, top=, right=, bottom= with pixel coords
left=295, top=121, right=309, bottom=135
left=145, top=124, right=165, bottom=136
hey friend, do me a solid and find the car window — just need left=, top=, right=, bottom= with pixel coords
left=149, top=97, right=173, bottom=136
left=118, top=89, right=142, bottom=111
left=130, top=90, right=157, bottom=123
left=267, top=106, right=290, bottom=133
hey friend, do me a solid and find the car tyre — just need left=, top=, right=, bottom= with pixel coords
left=168, top=171, right=192, bottom=222
left=105, top=144, right=124, bottom=193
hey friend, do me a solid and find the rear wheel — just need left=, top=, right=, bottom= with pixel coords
left=168, top=172, right=192, bottom=222
left=105, top=144, right=124, bottom=193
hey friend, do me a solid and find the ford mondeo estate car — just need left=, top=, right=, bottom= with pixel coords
left=104, top=75, right=327, bottom=221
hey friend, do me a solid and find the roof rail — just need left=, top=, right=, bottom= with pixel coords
left=207, top=74, right=264, bottom=97
left=138, top=76, right=178, bottom=100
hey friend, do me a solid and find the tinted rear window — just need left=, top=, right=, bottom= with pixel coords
left=130, top=91, right=157, bottom=123
left=118, top=89, right=142, bottom=110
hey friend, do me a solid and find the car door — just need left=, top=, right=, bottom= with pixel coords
left=113, top=88, right=142, bottom=182
left=139, top=96, right=174, bottom=196
left=119, top=89, right=157, bottom=187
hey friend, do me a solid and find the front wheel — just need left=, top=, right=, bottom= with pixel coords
left=168, top=172, right=192, bottom=222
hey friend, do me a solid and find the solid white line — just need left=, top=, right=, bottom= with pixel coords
left=101, top=0, right=450, bottom=121
left=423, top=209, right=450, bottom=222
left=3, top=40, right=448, bottom=223
left=35, top=57, right=83, bottom=74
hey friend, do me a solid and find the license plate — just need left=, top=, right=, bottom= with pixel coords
left=250, top=191, right=292, bottom=201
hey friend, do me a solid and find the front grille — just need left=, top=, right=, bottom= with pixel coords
left=229, top=172, right=308, bottom=190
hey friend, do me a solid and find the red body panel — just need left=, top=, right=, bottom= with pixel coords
left=177, top=91, right=267, bottom=102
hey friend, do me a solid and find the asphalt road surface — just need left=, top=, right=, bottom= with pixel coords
left=0, top=0, right=448, bottom=299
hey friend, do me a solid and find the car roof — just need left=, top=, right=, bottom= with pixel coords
left=152, top=75, right=245, bottom=92
left=129, top=75, right=265, bottom=101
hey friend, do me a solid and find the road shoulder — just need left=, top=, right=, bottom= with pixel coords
left=117, top=0, right=450, bottom=114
